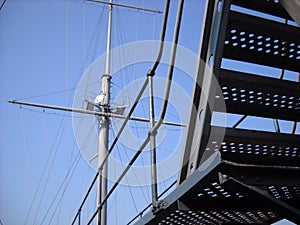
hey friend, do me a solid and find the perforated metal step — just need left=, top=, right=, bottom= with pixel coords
left=214, top=69, right=300, bottom=121
left=156, top=210, right=279, bottom=225
left=206, top=126, right=300, bottom=167
left=231, top=0, right=292, bottom=20
left=223, top=11, right=300, bottom=72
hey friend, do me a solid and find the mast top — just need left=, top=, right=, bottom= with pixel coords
left=87, top=0, right=162, bottom=14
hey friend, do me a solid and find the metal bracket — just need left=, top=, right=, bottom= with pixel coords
left=152, top=200, right=167, bottom=214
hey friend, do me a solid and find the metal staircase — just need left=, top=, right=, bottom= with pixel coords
left=134, top=0, right=300, bottom=224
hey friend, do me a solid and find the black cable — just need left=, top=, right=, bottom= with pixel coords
left=0, top=0, right=7, bottom=11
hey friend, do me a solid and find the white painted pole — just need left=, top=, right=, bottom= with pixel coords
left=97, top=75, right=111, bottom=225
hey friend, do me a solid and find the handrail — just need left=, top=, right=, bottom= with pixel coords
left=148, top=0, right=184, bottom=212
left=150, top=0, right=184, bottom=136
left=149, top=0, right=170, bottom=74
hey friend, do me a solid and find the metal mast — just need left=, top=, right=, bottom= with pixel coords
left=97, top=0, right=112, bottom=224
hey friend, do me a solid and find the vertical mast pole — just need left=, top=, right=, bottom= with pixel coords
left=105, top=0, right=112, bottom=75
left=97, top=1, right=112, bottom=225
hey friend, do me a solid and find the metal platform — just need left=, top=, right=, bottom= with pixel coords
left=223, top=11, right=300, bottom=72
left=214, top=69, right=300, bottom=121
left=134, top=154, right=300, bottom=225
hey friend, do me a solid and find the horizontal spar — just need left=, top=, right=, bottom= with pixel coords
left=8, top=100, right=185, bottom=127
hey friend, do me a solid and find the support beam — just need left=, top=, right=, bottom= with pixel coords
left=281, top=0, right=300, bottom=26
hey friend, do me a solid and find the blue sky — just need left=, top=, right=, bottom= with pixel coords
left=0, top=0, right=298, bottom=225
left=0, top=1, right=203, bottom=224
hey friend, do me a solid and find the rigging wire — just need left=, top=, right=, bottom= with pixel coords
left=0, top=0, right=6, bottom=11
left=114, top=191, right=118, bottom=225
left=25, top=3, right=105, bottom=219
left=66, top=0, right=69, bottom=107
left=20, top=1, right=106, bottom=225
left=46, top=143, right=80, bottom=225
left=19, top=106, right=88, bottom=118
left=54, top=197, right=64, bottom=225
left=55, top=124, right=79, bottom=223
left=140, top=97, right=182, bottom=122
left=12, top=87, right=77, bottom=102
left=111, top=125, right=142, bottom=214
left=51, top=2, right=72, bottom=220
left=23, top=112, right=67, bottom=225
left=40, top=124, right=94, bottom=225
left=88, top=0, right=181, bottom=220
left=19, top=108, right=35, bottom=224
left=83, top=0, right=86, bottom=71
left=44, top=141, right=81, bottom=225
left=32, top=116, right=68, bottom=224
left=46, top=99, right=97, bottom=224
left=116, top=6, right=153, bottom=203
left=73, top=0, right=171, bottom=223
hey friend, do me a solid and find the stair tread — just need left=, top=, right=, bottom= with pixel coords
left=223, top=11, right=300, bottom=72
left=231, top=0, right=292, bottom=20
left=214, top=69, right=300, bottom=121
left=208, top=126, right=300, bottom=167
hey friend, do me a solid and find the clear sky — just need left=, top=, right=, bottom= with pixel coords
left=0, top=0, right=298, bottom=225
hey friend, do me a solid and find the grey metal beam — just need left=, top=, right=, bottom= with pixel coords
left=281, top=0, right=300, bottom=26
left=178, top=0, right=230, bottom=184
left=177, top=0, right=219, bottom=186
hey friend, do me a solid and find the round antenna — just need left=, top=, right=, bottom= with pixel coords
left=94, top=94, right=105, bottom=104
